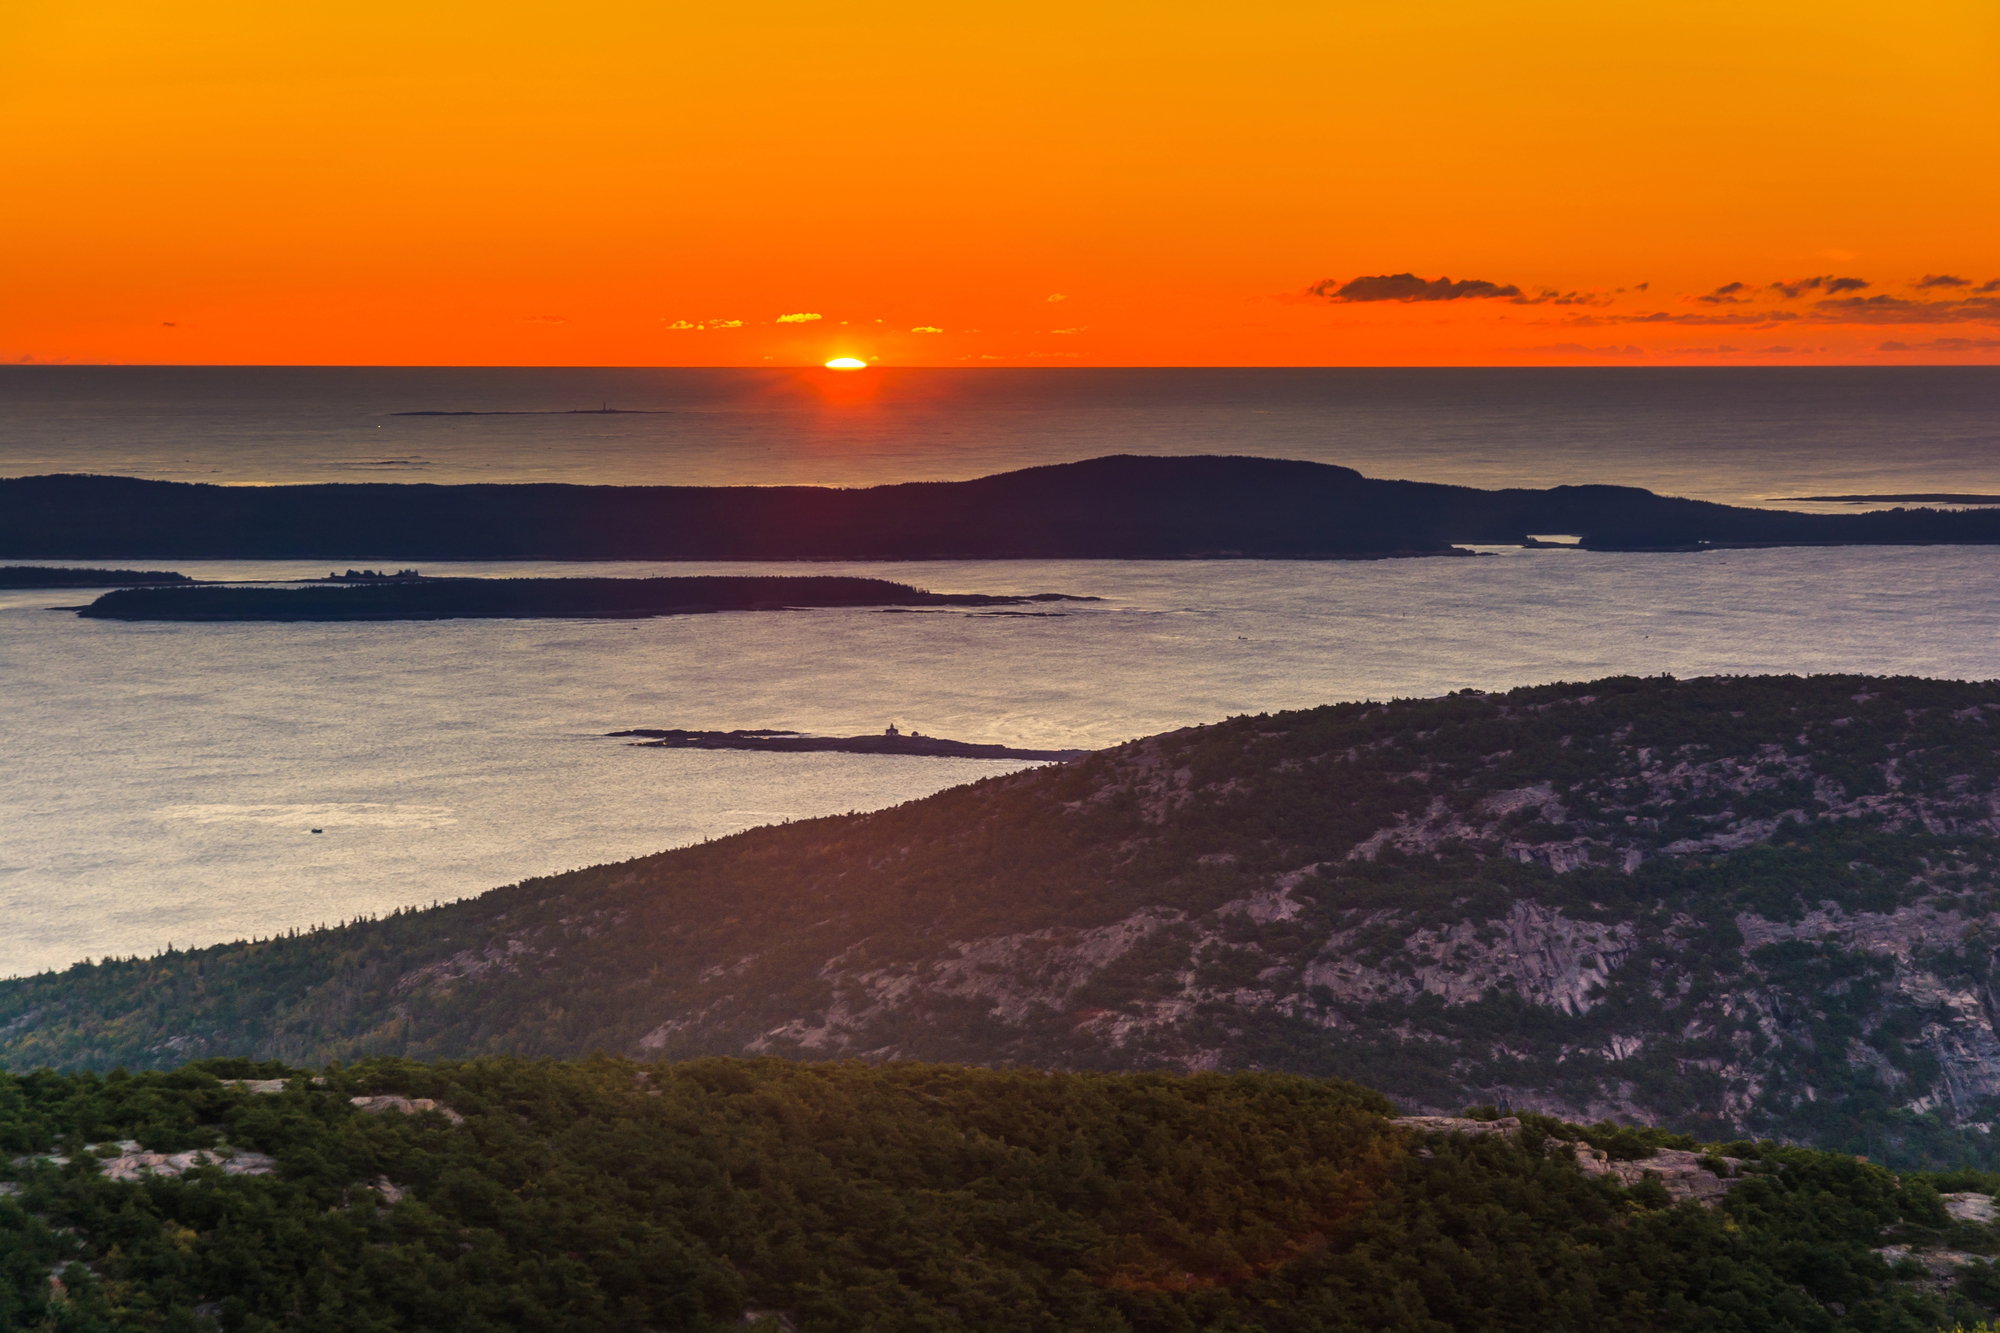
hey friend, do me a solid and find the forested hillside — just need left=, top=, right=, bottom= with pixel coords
left=11, top=674, right=2000, bottom=1167
left=4, top=1056, right=2000, bottom=1333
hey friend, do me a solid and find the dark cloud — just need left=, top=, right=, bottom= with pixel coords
left=1308, top=273, right=1523, bottom=302
left=1811, top=293, right=2000, bottom=324
left=1980, top=280, right=2000, bottom=294
left=1916, top=274, right=1971, bottom=289
left=1696, top=281, right=1751, bottom=304
left=1768, top=275, right=1870, bottom=299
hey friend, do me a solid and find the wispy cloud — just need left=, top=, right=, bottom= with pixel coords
left=1309, top=273, right=1523, bottom=302
left=1916, top=274, right=1971, bottom=289
left=911, top=326, right=943, bottom=333
left=1050, top=327, right=1088, bottom=334
left=775, top=312, right=822, bottom=323
left=1696, top=281, right=1751, bottom=305
left=1515, top=289, right=1616, bottom=307
left=1880, top=337, right=2000, bottom=352
left=1046, top=293, right=1067, bottom=302
left=525, top=315, right=567, bottom=324
left=1522, top=343, right=1643, bottom=355
left=1566, top=310, right=1802, bottom=328
left=1811, top=294, right=2000, bottom=324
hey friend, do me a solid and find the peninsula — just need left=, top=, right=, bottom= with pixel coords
left=14, top=455, right=2000, bottom=560
left=610, top=726, right=1088, bottom=761
left=75, top=576, right=1089, bottom=622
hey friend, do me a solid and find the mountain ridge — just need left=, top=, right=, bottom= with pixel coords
left=12, top=673, right=2000, bottom=1167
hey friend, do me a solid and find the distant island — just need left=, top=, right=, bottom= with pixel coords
left=0, top=565, right=192, bottom=589
left=15, top=456, right=2000, bottom=560
left=610, top=725, right=1089, bottom=762
left=75, top=576, right=1092, bottom=622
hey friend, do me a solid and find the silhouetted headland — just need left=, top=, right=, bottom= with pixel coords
left=0, top=565, right=193, bottom=589
left=609, top=725, right=1088, bottom=762
left=75, top=576, right=1091, bottom=622
left=14, top=456, right=2000, bottom=560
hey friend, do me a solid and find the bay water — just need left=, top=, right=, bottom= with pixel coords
left=5, top=366, right=1999, bottom=977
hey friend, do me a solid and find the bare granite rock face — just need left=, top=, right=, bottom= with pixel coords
left=1568, top=1143, right=1744, bottom=1205
left=1393, top=1116, right=1746, bottom=1206
left=13, top=1141, right=276, bottom=1180
left=1945, top=1192, right=1999, bottom=1223
left=703, top=687, right=2000, bottom=1143
left=1391, top=1116, right=1523, bottom=1136
left=350, top=1095, right=464, bottom=1125
left=97, top=1144, right=278, bottom=1181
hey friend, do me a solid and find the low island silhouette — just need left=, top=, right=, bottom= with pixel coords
left=16, top=455, right=2000, bottom=561
left=0, top=565, right=193, bottom=589
left=610, top=724, right=1088, bottom=762
left=74, top=576, right=1094, bottom=622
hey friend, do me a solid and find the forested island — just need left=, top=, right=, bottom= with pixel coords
left=0, top=565, right=191, bottom=589
left=75, top=577, right=1087, bottom=622
left=611, top=726, right=1089, bottom=761
left=18, top=674, right=2000, bottom=1176
left=11, top=456, right=2000, bottom=559
left=5, top=1055, right=2000, bottom=1332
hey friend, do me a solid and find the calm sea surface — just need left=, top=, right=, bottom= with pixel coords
left=4, top=366, right=1998, bottom=509
left=4, top=368, right=1999, bottom=978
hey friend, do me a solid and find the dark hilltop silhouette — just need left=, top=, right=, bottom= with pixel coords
left=11, top=455, right=2000, bottom=560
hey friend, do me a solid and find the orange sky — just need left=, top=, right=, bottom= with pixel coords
left=3, top=1, right=1995, bottom=366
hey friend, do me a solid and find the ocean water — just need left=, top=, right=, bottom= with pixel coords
left=6, top=545, right=2000, bottom=978
left=4, top=366, right=1998, bottom=509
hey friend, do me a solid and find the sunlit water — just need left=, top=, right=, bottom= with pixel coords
left=5, top=546, right=2000, bottom=978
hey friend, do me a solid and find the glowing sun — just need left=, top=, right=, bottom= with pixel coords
left=824, top=357, right=868, bottom=370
